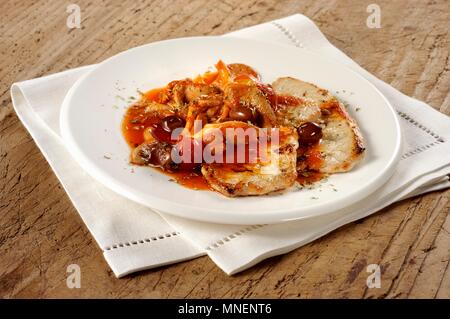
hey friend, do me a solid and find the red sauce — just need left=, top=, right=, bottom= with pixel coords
left=123, top=107, right=211, bottom=188
left=276, top=95, right=304, bottom=107
left=143, top=87, right=166, bottom=103
left=166, top=170, right=211, bottom=190
left=194, top=71, right=218, bottom=84
left=122, top=64, right=327, bottom=191
left=256, top=84, right=306, bottom=111
left=295, top=143, right=325, bottom=185
left=122, top=104, right=164, bottom=147
left=256, top=83, right=277, bottom=108
left=296, top=171, right=324, bottom=186
left=122, top=71, right=225, bottom=190
left=305, top=148, right=323, bottom=171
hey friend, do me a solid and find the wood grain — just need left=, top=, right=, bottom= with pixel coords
left=0, top=0, right=449, bottom=298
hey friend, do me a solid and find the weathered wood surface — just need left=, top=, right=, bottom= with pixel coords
left=0, top=0, right=449, bottom=298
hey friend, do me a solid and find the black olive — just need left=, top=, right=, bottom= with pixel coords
left=161, top=115, right=186, bottom=133
left=132, top=142, right=178, bottom=171
left=253, top=109, right=264, bottom=127
left=150, top=123, right=172, bottom=143
left=229, top=106, right=254, bottom=122
left=297, top=122, right=323, bottom=146
left=149, top=144, right=171, bottom=167
left=151, top=115, right=185, bottom=143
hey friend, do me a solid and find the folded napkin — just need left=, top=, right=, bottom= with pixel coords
left=11, top=14, right=450, bottom=277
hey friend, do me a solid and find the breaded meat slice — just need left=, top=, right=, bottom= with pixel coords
left=199, top=121, right=299, bottom=197
left=272, top=77, right=365, bottom=173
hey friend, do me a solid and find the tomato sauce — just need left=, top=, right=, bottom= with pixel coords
left=167, top=170, right=211, bottom=190
left=122, top=72, right=221, bottom=189
left=295, top=143, right=325, bottom=185
left=123, top=103, right=211, bottom=189
left=296, top=171, right=325, bottom=186
left=122, top=106, right=160, bottom=147
left=122, top=63, right=326, bottom=191
left=276, top=95, right=304, bottom=107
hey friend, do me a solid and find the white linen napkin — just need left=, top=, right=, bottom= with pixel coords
left=11, top=14, right=450, bottom=277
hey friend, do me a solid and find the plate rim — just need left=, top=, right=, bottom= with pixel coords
left=60, top=35, right=402, bottom=225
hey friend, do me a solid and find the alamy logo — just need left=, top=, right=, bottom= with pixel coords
left=366, top=264, right=381, bottom=288
left=66, top=4, right=81, bottom=29
left=366, top=4, right=381, bottom=29
left=66, top=264, right=81, bottom=289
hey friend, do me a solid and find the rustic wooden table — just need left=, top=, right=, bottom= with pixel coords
left=1, top=0, right=449, bottom=298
